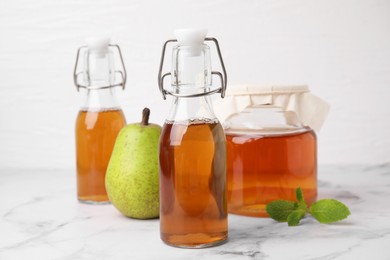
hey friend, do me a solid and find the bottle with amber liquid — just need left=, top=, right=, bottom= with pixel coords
left=157, top=29, right=228, bottom=248
left=73, top=38, right=127, bottom=204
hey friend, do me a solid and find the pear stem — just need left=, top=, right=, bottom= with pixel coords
left=141, top=107, right=150, bottom=126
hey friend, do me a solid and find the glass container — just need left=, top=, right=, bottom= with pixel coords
left=157, top=29, right=228, bottom=248
left=213, top=85, right=329, bottom=217
left=73, top=38, right=127, bottom=204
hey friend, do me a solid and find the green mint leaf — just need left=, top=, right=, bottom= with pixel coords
left=266, top=200, right=296, bottom=222
left=287, top=209, right=306, bottom=226
left=296, top=187, right=304, bottom=203
left=310, top=199, right=351, bottom=224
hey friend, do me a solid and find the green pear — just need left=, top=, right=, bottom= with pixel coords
left=106, top=108, right=161, bottom=219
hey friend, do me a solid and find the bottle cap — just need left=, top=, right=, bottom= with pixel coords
left=86, top=37, right=110, bottom=54
left=174, top=28, right=207, bottom=57
left=174, top=28, right=207, bottom=45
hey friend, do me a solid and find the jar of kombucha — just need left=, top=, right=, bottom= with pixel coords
left=73, top=38, right=127, bottom=204
left=157, top=29, right=228, bottom=248
left=214, top=85, right=329, bottom=217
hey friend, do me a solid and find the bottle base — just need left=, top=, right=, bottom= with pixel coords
left=161, top=232, right=228, bottom=249
left=78, top=195, right=111, bottom=205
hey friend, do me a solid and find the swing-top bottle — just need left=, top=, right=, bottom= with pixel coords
left=73, top=37, right=127, bottom=204
left=158, top=29, right=228, bottom=248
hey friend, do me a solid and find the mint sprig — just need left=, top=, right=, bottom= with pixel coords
left=266, top=188, right=351, bottom=226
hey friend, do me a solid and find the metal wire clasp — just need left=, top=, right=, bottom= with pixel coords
left=157, top=37, right=227, bottom=100
left=73, top=44, right=127, bottom=91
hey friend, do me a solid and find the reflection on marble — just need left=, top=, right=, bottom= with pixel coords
left=1, top=165, right=390, bottom=259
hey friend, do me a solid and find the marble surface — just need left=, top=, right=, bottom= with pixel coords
left=1, top=165, right=390, bottom=260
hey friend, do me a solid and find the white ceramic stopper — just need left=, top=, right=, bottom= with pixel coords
left=174, top=28, right=207, bottom=45
left=86, top=37, right=110, bottom=53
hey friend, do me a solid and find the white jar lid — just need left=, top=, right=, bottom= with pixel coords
left=213, top=85, right=330, bottom=132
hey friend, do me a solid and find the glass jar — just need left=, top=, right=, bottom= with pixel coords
left=214, top=85, right=329, bottom=217
left=73, top=38, right=127, bottom=204
left=157, top=29, right=228, bottom=248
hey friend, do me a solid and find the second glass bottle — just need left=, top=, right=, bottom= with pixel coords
left=158, top=29, right=228, bottom=248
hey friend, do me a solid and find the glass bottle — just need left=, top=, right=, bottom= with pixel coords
left=157, top=29, right=228, bottom=248
left=73, top=38, right=127, bottom=204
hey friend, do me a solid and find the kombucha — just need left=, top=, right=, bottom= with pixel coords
left=159, top=120, right=228, bottom=248
left=226, top=128, right=317, bottom=217
left=75, top=108, right=126, bottom=203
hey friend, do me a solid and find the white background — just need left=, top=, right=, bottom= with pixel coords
left=0, top=0, right=389, bottom=169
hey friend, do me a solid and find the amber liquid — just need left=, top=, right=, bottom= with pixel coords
left=159, top=120, right=228, bottom=248
left=226, top=129, right=317, bottom=217
left=75, top=108, right=126, bottom=203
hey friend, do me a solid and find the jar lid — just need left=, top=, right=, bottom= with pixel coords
left=213, top=85, right=330, bottom=132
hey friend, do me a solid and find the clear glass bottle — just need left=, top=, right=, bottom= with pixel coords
left=73, top=38, right=127, bottom=204
left=157, top=29, right=228, bottom=248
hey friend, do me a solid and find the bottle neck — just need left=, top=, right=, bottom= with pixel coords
left=79, top=48, right=121, bottom=111
left=84, top=49, right=114, bottom=88
left=171, top=44, right=211, bottom=93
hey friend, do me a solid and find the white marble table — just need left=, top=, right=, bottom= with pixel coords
left=1, top=165, right=389, bottom=260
